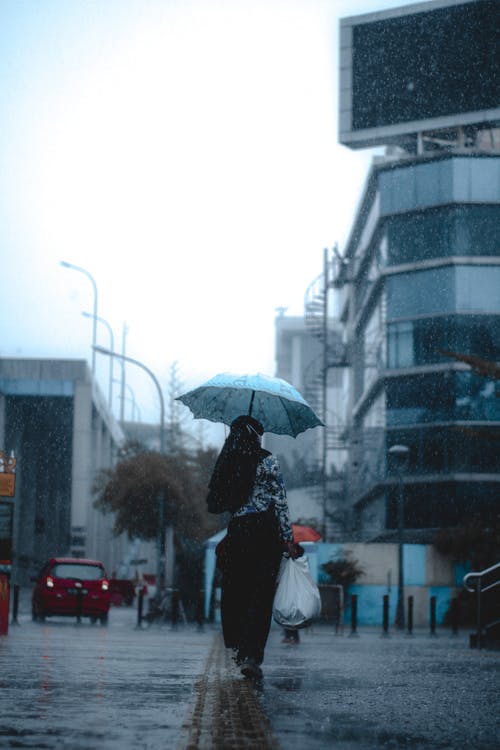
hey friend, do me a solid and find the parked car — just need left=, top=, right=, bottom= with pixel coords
left=32, top=557, right=111, bottom=624
left=109, top=578, right=135, bottom=606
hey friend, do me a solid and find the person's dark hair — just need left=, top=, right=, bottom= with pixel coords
left=208, top=415, right=267, bottom=511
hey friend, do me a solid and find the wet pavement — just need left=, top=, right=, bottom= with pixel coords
left=0, top=606, right=211, bottom=749
left=1, top=599, right=499, bottom=749
left=261, top=625, right=500, bottom=750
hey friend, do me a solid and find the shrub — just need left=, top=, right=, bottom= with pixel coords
left=322, top=552, right=365, bottom=593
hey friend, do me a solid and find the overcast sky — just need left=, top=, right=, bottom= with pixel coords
left=0, top=0, right=418, bottom=437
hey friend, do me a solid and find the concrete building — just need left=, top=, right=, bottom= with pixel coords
left=267, top=313, right=348, bottom=539
left=332, top=0, right=500, bottom=542
left=266, top=315, right=323, bottom=523
left=338, top=150, right=500, bottom=541
left=0, top=358, right=130, bottom=583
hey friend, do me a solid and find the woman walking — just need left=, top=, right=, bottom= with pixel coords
left=208, top=414, right=301, bottom=679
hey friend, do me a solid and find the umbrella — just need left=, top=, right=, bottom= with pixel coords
left=176, top=372, right=323, bottom=438
left=292, top=524, right=322, bottom=543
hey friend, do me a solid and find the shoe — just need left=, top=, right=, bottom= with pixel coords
left=232, top=650, right=243, bottom=666
left=240, top=657, right=263, bottom=679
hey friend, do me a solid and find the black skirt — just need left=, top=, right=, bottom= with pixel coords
left=221, top=508, right=283, bottom=665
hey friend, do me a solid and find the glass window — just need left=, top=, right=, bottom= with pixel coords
left=379, top=157, right=500, bottom=215
left=363, top=301, right=386, bottom=393
left=386, top=425, right=500, bottom=476
left=387, top=265, right=500, bottom=319
left=51, top=563, right=105, bottom=580
left=456, top=267, right=500, bottom=312
left=448, top=426, right=500, bottom=473
left=455, top=371, right=500, bottom=421
left=387, top=371, right=500, bottom=425
left=387, top=372, right=455, bottom=425
left=387, top=321, right=414, bottom=368
left=387, top=315, right=500, bottom=369
left=387, top=205, right=500, bottom=265
left=387, top=481, right=499, bottom=529
left=387, top=267, right=453, bottom=318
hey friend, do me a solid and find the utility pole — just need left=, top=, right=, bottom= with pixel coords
left=322, top=247, right=329, bottom=539
left=120, top=322, right=128, bottom=423
left=168, top=361, right=185, bottom=451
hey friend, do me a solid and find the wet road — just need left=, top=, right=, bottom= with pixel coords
left=1, top=604, right=499, bottom=749
left=0, top=607, right=211, bottom=749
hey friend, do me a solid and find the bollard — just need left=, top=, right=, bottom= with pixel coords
left=429, top=595, right=437, bottom=636
left=449, top=597, right=459, bottom=636
left=196, top=589, right=204, bottom=630
left=0, top=574, right=9, bottom=636
left=11, top=584, right=20, bottom=625
left=407, top=595, right=414, bottom=636
left=382, top=594, right=390, bottom=637
left=76, top=592, right=82, bottom=623
left=136, top=587, right=144, bottom=628
left=349, top=593, right=358, bottom=636
left=171, top=589, right=180, bottom=628
left=75, top=584, right=83, bottom=624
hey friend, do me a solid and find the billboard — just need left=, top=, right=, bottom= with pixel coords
left=339, top=0, right=500, bottom=149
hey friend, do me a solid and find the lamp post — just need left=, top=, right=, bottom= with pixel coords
left=388, top=444, right=409, bottom=630
left=93, top=345, right=168, bottom=598
left=113, top=380, right=141, bottom=422
left=60, top=262, right=98, bottom=374
left=120, top=323, right=129, bottom=423
left=82, top=312, right=114, bottom=408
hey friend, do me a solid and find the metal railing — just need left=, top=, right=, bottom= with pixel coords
left=463, top=561, right=500, bottom=649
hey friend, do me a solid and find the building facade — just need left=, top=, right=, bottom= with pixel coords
left=268, top=313, right=349, bottom=538
left=0, top=358, right=130, bottom=583
left=338, top=151, right=500, bottom=540
left=267, top=314, right=323, bottom=483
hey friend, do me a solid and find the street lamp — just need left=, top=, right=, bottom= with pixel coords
left=82, top=312, right=114, bottom=408
left=93, top=345, right=168, bottom=597
left=388, top=444, right=409, bottom=630
left=113, top=380, right=141, bottom=422
left=60, top=261, right=98, bottom=374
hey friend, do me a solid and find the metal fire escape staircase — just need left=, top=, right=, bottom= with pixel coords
left=303, top=248, right=349, bottom=538
left=304, top=249, right=348, bottom=436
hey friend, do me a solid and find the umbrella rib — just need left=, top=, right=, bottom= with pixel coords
left=279, top=397, right=299, bottom=436
left=249, top=390, right=255, bottom=417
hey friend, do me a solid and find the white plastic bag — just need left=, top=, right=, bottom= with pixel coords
left=273, top=555, right=321, bottom=628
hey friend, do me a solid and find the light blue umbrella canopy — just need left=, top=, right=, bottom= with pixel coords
left=176, top=372, right=324, bottom=437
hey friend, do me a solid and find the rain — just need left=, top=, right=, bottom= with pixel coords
left=0, top=0, right=499, bottom=748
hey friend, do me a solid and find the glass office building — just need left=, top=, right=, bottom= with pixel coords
left=340, top=152, right=500, bottom=540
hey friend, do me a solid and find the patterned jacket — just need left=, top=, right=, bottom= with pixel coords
left=232, top=454, right=293, bottom=541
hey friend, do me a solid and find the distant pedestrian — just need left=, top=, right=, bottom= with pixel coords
left=209, top=415, right=302, bottom=679
left=282, top=628, right=300, bottom=644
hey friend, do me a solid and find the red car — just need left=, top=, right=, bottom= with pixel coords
left=32, top=557, right=111, bottom=625
left=109, top=578, right=135, bottom=606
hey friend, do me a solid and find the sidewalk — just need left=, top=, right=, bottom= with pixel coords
left=1, top=604, right=499, bottom=749
left=258, top=623, right=500, bottom=750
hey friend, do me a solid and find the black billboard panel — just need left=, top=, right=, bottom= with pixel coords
left=339, top=0, right=500, bottom=148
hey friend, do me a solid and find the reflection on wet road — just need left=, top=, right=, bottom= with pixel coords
left=1, top=610, right=499, bottom=749
left=0, top=610, right=211, bottom=750
left=260, top=627, right=500, bottom=750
